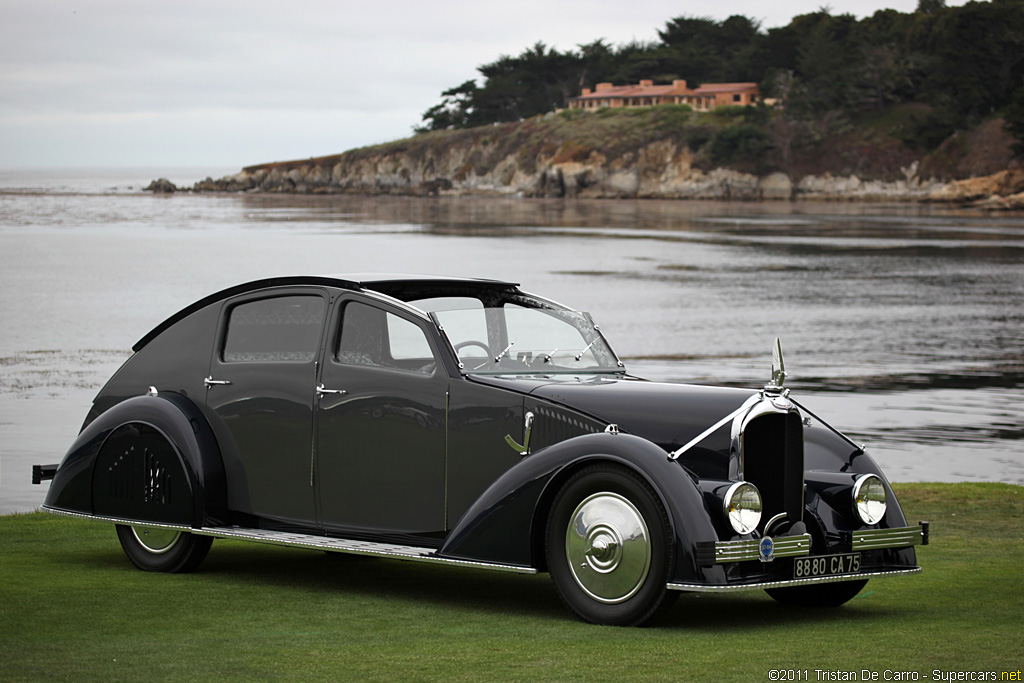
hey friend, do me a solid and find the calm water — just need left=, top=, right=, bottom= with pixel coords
left=2, top=168, right=1022, bottom=514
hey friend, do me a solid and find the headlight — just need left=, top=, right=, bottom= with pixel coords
left=852, top=474, right=887, bottom=525
left=724, top=481, right=762, bottom=535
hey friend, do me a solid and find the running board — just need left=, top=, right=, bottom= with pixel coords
left=197, top=525, right=537, bottom=574
left=42, top=506, right=535, bottom=574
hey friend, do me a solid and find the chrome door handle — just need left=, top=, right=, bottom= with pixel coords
left=204, top=376, right=232, bottom=388
left=316, top=383, right=347, bottom=397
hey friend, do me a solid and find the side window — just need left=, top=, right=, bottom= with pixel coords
left=223, top=295, right=325, bottom=362
left=337, top=302, right=436, bottom=374
left=387, top=314, right=434, bottom=361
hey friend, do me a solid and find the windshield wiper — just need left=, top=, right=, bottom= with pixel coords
left=574, top=339, right=597, bottom=361
left=542, top=348, right=559, bottom=363
left=494, top=341, right=515, bottom=363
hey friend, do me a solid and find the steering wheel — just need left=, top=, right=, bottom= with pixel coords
left=453, top=340, right=492, bottom=357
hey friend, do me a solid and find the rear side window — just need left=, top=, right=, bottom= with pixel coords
left=223, top=295, right=326, bottom=362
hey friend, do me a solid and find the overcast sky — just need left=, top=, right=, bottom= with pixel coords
left=0, top=0, right=970, bottom=169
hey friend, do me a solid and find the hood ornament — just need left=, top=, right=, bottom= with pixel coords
left=764, top=337, right=789, bottom=395
left=668, top=337, right=793, bottom=463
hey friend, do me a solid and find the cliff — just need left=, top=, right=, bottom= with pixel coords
left=186, top=108, right=1022, bottom=205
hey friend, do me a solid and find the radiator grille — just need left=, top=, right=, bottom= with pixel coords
left=742, top=412, right=804, bottom=524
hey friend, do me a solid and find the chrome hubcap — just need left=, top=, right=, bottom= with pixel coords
left=565, top=492, right=651, bottom=604
left=132, top=526, right=181, bottom=554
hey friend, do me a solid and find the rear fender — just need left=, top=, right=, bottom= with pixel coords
left=438, top=432, right=726, bottom=584
left=44, top=393, right=227, bottom=527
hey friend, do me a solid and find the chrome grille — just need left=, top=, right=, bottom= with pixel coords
left=742, top=412, right=804, bottom=523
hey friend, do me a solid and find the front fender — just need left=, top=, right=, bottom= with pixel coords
left=438, top=432, right=727, bottom=585
left=44, top=392, right=227, bottom=527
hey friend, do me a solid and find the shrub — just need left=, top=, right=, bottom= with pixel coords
left=649, top=104, right=693, bottom=129
left=708, top=123, right=775, bottom=171
left=682, top=123, right=714, bottom=150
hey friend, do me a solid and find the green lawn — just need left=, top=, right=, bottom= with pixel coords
left=2, top=483, right=1021, bottom=682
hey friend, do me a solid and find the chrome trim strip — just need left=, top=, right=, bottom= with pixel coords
left=43, top=506, right=192, bottom=530
left=41, top=506, right=537, bottom=574
left=851, top=525, right=925, bottom=551
left=730, top=391, right=798, bottom=480
left=706, top=533, right=812, bottom=564
left=667, top=567, right=921, bottom=593
left=359, top=289, right=432, bottom=321
left=429, top=316, right=464, bottom=370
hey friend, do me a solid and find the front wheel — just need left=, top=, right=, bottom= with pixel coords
left=766, top=579, right=868, bottom=607
left=545, top=464, right=677, bottom=626
left=115, top=524, right=212, bottom=573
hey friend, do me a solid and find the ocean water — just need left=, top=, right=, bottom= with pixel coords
left=2, top=168, right=1022, bottom=514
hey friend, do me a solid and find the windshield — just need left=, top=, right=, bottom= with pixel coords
left=429, top=304, right=623, bottom=375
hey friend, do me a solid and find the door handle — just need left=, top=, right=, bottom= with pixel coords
left=204, top=376, right=232, bottom=388
left=316, top=383, right=348, bottom=398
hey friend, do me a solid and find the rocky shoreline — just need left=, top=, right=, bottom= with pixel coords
left=148, top=141, right=1024, bottom=209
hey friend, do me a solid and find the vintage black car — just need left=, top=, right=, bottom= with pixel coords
left=34, top=275, right=927, bottom=626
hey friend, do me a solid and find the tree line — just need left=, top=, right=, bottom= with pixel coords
left=417, top=0, right=1024, bottom=154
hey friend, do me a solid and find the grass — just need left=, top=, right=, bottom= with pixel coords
left=2, top=483, right=1021, bottom=682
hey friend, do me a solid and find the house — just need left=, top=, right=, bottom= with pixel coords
left=568, top=79, right=760, bottom=112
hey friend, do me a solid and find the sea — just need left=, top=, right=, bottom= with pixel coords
left=2, top=167, right=1022, bottom=515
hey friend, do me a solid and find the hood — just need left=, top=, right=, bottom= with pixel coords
left=469, top=374, right=756, bottom=454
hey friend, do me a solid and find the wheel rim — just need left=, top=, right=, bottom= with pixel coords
left=131, top=526, right=181, bottom=554
left=565, top=492, right=651, bottom=604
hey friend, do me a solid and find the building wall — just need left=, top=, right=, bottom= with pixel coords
left=569, top=81, right=759, bottom=111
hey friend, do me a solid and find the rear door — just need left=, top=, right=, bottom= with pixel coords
left=205, top=289, right=328, bottom=525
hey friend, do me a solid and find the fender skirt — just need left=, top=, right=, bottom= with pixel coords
left=43, top=393, right=228, bottom=528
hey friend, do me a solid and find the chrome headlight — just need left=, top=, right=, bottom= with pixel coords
left=852, top=474, right=887, bottom=525
left=724, top=482, right=762, bottom=535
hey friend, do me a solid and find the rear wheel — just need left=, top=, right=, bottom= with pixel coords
left=766, top=579, right=868, bottom=607
left=115, top=524, right=212, bottom=573
left=545, top=463, right=677, bottom=626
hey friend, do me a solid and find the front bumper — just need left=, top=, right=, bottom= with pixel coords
left=697, top=522, right=929, bottom=566
left=676, top=522, right=929, bottom=593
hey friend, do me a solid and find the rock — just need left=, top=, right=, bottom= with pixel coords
left=184, top=130, right=1008, bottom=204
left=145, top=178, right=178, bottom=193
left=927, top=169, right=1024, bottom=203
left=971, top=190, right=1024, bottom=211
left=759, top=172, right=793, bottom=200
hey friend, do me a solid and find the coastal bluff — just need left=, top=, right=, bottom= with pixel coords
left=182, top=110, right=1022, bottom=206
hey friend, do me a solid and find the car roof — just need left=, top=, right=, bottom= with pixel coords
left=132, top=274, right=520, bottom=352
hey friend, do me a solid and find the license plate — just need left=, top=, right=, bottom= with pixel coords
left=793, top=553, right=861, bottom=579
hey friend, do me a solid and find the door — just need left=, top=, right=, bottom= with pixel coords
left=205, top=290, right=327, bottom=525
left=316, top=298, right=448, bottom=536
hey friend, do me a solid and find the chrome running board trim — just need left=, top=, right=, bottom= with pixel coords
left=667, top=566, right=921, bottom=593
left=41, top=506, right=536, bottom=574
